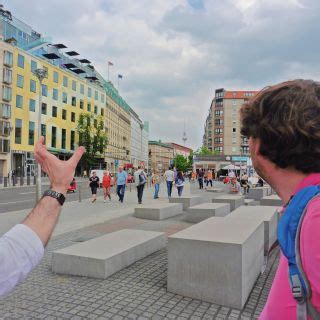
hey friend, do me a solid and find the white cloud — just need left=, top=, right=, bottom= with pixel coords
left=5, top=0, right=320, bottom=149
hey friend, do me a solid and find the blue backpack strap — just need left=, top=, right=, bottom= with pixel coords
left=278, top=185, right=320, bottom=319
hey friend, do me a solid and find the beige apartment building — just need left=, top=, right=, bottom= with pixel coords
left=148, top=140, right=174, bottom=173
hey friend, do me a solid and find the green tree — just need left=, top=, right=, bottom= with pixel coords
left=194, top=147, right=220, bottom=156
left=77, top=113, right=108, bottom=168
left=173, top=154, right=191, bottom=172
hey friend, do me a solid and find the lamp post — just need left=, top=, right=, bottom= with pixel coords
left=33, top=68, right=47, bottom=202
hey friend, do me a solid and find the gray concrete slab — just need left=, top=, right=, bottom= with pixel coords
left=247, top=187, right=269, bottom=201
left=133, top=202, right=183, bottom=220
left=52, top=229, right=167, bottom=279
left=206, top=187, right=224, bottom=193
left=226, top=206, right=279, bottom=255
left=167, top=217, right=264, bottom=309
left=260, top=194, right=283, bottom=207
left=212, top=194, right=244, bottom=211
left=244, top=199, right=260, bottom=206
left=185, top=202, right=230, bottom=223
left=169, top=195, right=203, bottom=210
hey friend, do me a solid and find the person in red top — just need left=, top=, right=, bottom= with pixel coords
left=102, top=171, right=111, bottom=202
left=240, top=79, right=320, bottom=319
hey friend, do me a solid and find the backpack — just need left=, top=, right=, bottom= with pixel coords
left=277, top=185, right=320, bottom=320
left=138, top=171, right=146, bottom=185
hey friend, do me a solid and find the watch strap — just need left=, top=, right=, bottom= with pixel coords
left=42, top=189, right=65, bottom=206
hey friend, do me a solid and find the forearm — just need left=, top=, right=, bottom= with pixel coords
left=22, top=196, right=62, bottom=246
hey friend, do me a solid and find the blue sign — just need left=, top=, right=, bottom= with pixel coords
left=115, top=160, right=119, bottom=166
left=231, top=156, right=248, bottom=162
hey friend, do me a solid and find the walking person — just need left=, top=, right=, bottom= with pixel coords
left=197, top=169, right=204, bottom=189
left=240, top=79, right=320, bottom=319
left=102, top=171, right=111, bottom=202
left=206, top=170, right=213, bottom=187
left=240, top=173, right=250, bottom=194
left=175, top=171, right=185, bottom=197
left=152, top=170, right=161, bottom=199
left=88, top=171, right=99, bottom=203
left=134, top=166, right=147, bottom=204
left=164, top=166, right=174, bottom=197
left=116, top=166, right=127, bottom=203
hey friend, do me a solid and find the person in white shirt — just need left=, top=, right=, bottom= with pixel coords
left=0, top=136, right=85, bottom=297
left=163, top=166, right=174, bottom=197
left=134, top=166, right=147, bottom=204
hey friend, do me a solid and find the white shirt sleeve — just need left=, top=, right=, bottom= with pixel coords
left=0, top=224, right=44, bottom=296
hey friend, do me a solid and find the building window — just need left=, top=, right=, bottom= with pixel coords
left=0, top=120, right=10, bottom=137
left=31, top=60, right=37, bottom=73
left=41, top=124, right=46, bottom=143
left=80, top=99, right=84, bottom=109
left=43, top=66, right=48, bottom=78
left=53, top=88, right=58, bottom=101
left=16, top=74, right=23, bottom=88
left=16, top=95, right=23, bottom=108
left=72, top=80, right=76, bottom=91
left=51, top=126, right=57, bottom=148
left=3, top=51, right=13, bottom=67
left=3, top=68, right=12, bottom=84
left=94, top=105, right=98, bottom=114
left=63, top=76, right=68, bottom=87
left=2, top=86, right=12, bottom=102
left=0, top=139, right=10, bottom=153
left=232, top=147, right=237, bottom=153
left=233, top=128, right=236, bottom=133
left=15, top=119, right=22, bottom=144
left=101, top=94, right=105, bottom=103
left=70, top=130, right=75, bottom=150
left=88, top=87, right=92, bottom=97
left=80, top=84, right=84, bottom=94
left=61, top=129, right=66, bottom=149
left=94, top=90, right=98, bottom=100
left=52, top=106, right=57, bottom=117
left=72, top=96, right=76, bottom=106
left=62, top=109, right=67, bottom=120
left=87, top=103, right=91, bottom=112
left=30, top=79, right=36, bottom=93
left=53, top=71, right=59, bottom=83
left=214, top=137, right=223, bottom=144
left=71, top=112, right=75, bottom=122
left=62, top=92, right=68, bottom=104
left=17, top=54, right=24, bottom=68
left=41, top=103, right=47, bottom=115
left=28, top=121, right=35, bottom=145
left=101, top=109, right=104, bottom=116
left=1, top=103, right=11, bottom=118
left=41, top=84, right=47, bottom=97
left=29, top=99, right=36, bottom=112
left=215, top=128, right=223, bottom=135
left=214, top=146, right=223, bottom=153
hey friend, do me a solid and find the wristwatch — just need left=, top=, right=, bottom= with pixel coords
left=42, top=189, right=66, bottom=206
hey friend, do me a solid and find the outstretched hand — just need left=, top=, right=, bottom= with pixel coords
left=34, top=137, right=85, bottom=194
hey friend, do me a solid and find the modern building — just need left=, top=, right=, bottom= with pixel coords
left=203, top=88, right=258, bottom=157
left=148, top=140, right=174, bottom=173
left=165, top=142, right=192, bottom=158
left=0, top=5, right=149, bottom=176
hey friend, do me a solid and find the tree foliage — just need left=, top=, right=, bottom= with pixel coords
left=173, top=154, right=191, bottom=172
left=77, top=113, right=108, bottom=165
left=194, top=147, right=220, bottom=155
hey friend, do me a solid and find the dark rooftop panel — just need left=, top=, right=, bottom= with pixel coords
left=85, top=76, right=99, bottom=80
left=43, top=53, right=60, bottom=59
left=71, top=69, right=86, bottom=74
left=79, top=59, right=91, bottom=64
left=53, top=43, right=67, bottom=49
left=63, top=63, right=77, bottom=69
left=66, top=51, right=79, bottom=56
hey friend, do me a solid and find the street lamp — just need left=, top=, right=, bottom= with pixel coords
left=33, top=68, right=47, bottom=202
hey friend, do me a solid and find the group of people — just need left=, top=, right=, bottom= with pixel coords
left=193, top=169, right=215, bottom=189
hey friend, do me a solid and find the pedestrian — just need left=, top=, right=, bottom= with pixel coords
left=152, top=170, right=161, bottom=199
left=206, top=170, right=213, bottom=187
left=163, top=166, right=174, bottom=197
left=134, top=166, right=147, bottom=204
left=257, top=176, right=264, bottom=187
left=240, top=173, right=250, bottom=194
left=102, top=171, right=111, bottom=202
left=0, top=136, right=85, bottom=296
left=83, top=170, right=87, bottom=178
left=88, top=171, right=99, bottom=203
left=197, top=169, right=204, bottom=189
left=175, top=171, right=185, bottom=197
left=116, top=166, right=127, bottom=203
left=240, top=79, right=320, bottom=319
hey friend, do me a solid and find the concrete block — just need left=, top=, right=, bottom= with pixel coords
left=185, top=203, right=230, bottom=223
left=227, top=206, right=278, bottom=255
left=169, top=195, right=203, bottom=210
left=167, top=217, right=264, bottom=309
left=247, top=187, right=269, bottom=200
left=212, top=195, right=244, bottom=211
left=244, top=199, right=260, bottom=206
left=134, top=203, right=183, bottom=220
left=260, top=195, right=283, bottom=207
left=52, top=229, right=167, bottom=279
left=206, top=187, right=224, bottom=193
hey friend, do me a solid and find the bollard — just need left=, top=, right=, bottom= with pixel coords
left=78, top=184, right=82, bottom=202
left=4, top=177, right=7, bottom=187
left=13, top=177, right=16, bottom=186
left=20, top=176, right=23, bottom=186
left=27, top=176, right=30, bottom=186
left=33, top=175, right=36, bottom=185
left=0, top=176, right=2, bottom=184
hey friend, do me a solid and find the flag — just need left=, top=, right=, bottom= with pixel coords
left=108, top=61, right=113, bottom=66
left=118, top=74, right=123, bottom=79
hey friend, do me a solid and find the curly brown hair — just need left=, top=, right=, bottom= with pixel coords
left=240, top=79, right=320, bottom=173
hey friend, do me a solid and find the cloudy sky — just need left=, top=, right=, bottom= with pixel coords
left=5, top=0, right=320, bottom=149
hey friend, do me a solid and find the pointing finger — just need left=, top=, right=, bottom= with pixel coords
left=68, top=146, right=85, bottom=167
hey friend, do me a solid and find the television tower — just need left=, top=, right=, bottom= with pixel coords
left=182, top=120, right=187, bottom=146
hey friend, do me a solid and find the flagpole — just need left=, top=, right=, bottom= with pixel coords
left=117, top=76, right=119, bottom=91
left=108, top=63, right=110, bottom=81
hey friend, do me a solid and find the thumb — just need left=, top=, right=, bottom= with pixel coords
left=68, top=146, right=85, bottom=167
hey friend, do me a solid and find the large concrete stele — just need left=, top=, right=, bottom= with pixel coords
left=167, top=217, right=264, bottom=309
left=247, top=187, right=270, bottom=201
left=52, top=229, right=167, bottom=279
left=185, top=203, right=230, bottom=223
left=134, top=202, right=183, bottom=220
left=169, top=195, right=203, bottom=210
left=206, top=187, right=224, bottom=193
left=212, top=194, right=244, bottom=211
left=227, top=206, right=279, bottom=255
left=260, top=194, right=283, bottom=207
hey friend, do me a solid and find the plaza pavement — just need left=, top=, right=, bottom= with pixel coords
left=0, top=181, right=279, bottom=319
